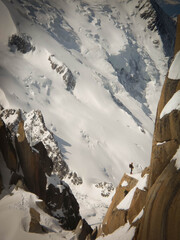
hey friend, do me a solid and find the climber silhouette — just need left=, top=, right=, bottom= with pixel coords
left=129, top=162, right=134, bottom=174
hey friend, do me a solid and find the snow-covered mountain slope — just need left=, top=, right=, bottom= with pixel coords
left=0, top=0, right=176, bottom=227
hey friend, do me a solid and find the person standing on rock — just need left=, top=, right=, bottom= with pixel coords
left=129, top=162, right=134, bottom=174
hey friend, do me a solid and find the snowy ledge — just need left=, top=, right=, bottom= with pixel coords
left=168, top=51, right=180, bottom=80
left=117, top=174, right=148, bottom=210
left=160, top=90, right=180, bottom=119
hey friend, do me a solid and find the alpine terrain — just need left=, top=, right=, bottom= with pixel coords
left=0, top=0, right=179, bottom=239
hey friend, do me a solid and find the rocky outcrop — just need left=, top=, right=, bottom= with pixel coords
left=48, top=55, right=76, bottom=91
left=135, top=15, right=180, bottom=240
left=98, top=174, right=139, bottom=236
left=94, top=182, right=114, bottom=197
left=74, top=219, right=93, bottom=240
left=23, top=109, right=69, bottom=178
left=137, top=161, right=180, bottom=240
left=0, top=107, right=69, bottom=179
left=0, top=108, right=82, bottom=231
left=8, top=33, right=35, bottom=54
left=45, top=182, right=81, bottom=230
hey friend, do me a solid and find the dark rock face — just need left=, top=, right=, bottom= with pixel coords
left=34, top=142, right=53, bottom=176
left=45, top=182, right=81, bottom=230
left=74, top=219, right=93, bottom=240
left=0, top=118, right=18, bottom=172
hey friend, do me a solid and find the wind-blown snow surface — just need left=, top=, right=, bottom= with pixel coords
left=0, top=0, right=172, bottom=232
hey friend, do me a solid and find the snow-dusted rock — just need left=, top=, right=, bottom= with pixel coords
left=0, top=107, right=69, bottom=178
left=94, top=182, right=114, bottom=197
left=8, top=33, right=35, bottom=54
left=46, top=181, right=81, bottom=230
left=48, top=55, right=76, bottom=91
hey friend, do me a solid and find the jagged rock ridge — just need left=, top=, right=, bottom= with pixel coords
left=0, top=107, right=82, bottom=231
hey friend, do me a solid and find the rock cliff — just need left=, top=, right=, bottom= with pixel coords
left=136, top=15, right=180, bottom=240
left=0, top=109, right=81, bottom=231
